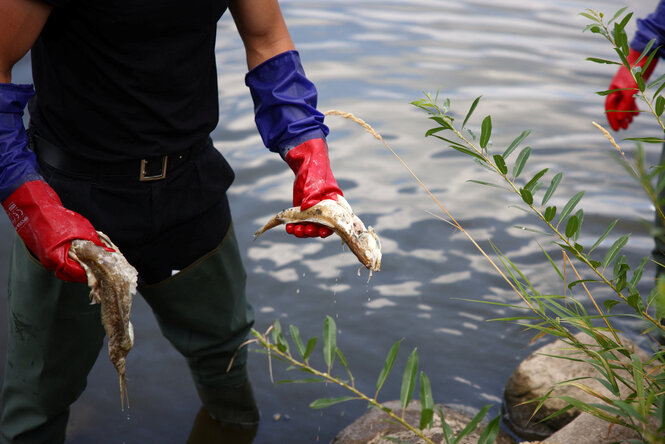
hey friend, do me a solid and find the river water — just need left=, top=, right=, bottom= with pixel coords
left=0, top=1, right=660, bottom=443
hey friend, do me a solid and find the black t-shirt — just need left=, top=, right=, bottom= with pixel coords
left=29, top=0, right=228, bottom=161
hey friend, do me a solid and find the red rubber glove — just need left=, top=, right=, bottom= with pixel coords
left=606, top=48, right=658, bottom=131
left=3, top=179, right=109, bottom=282
left=284, top=138, right=343, bottom=238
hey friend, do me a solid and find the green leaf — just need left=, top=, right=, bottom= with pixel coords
left=585, top=57, right=621, bottom=65
left=635, top=71, right=645, bottom=92
left=631, top=353, right=646, bottom=415
left=566, top=278, right=598, bottom=290
left=439, top=406, right=455, bottom=444
left=336, top=347, right=354, bottom=386
left=309, top=396, right=359, bottom=409
left=272, top=319, right=290, bottom=354
left=462, top=96, right=481, bottom=129
left=512, top=146, right=532, bottom=179
left=376, top=339, right=403, bottom=397
left=579, top=12, right=596, bottom=21
left=290, top=325, right=306, bottom=360
left=635, top=39, right=656, bottom=67
left=503, top=130, right=531, bottom=159
left=615, top=46, right=629, bottom=70
left=425, top=127, right=446, bottom=137
left=544, top=205, right=557, bottom=222
left=602, top=233, right=630, bottom=269
left=480, top=116, right=492, bottom=149
left=478, top=415, right=501, bottom=444
left=624, top=137, right=665, bottom=143
left=627, top=292, right=645, bottom=312
left=419, top=372, right=434, bottom=429
left=272, top=319, right=282, bottom=344
left=446, top=143, right=486, bottom=161
left=400, top=348, right=418, bottom=411
left=572, top=209, right=584, bottom=241
left=589, top=219, right=618, bottom=254
left=428, top=116, right=453, bottom=130
left=303, top=337, right=318, bottom=362
left=323, top=315, right=336, bottom=370
left=608, top=7, right=628, bottom=25
left=456, top=405, right=491, bottom=442
left=565, top=215, right=579, bottom=238
left=656, top=96, right=665, bottom=117
left=520, top=188, right=533, bottom=205
left=629, top=257, right=649, bottom=288
left=493, top=154, right=507, bottom=174
left=614, top=22, right=629, bottom=57
left=466, top=179, right=505, bottom=189
left=524, top=168, right=549, bottom=192
left=603, top=300, right=621, bottom=312
left=431, top=135, right=468, bottom=149
left=656, top=275, right=665, bottom=319
left=558, top=191, right=585, bottom=225
left=542, top=172, right=563, bottom=205
left=648, top=72, right=665, bottom=90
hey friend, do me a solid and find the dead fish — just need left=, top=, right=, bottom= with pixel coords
left=254, top=196, right=382, bottom=272
left=69, top=232, right=137, bottom=409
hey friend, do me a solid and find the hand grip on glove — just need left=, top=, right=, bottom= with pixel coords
left=284, top=138, right=343, bottom=238
left=3, top=180, right=111, bottom=282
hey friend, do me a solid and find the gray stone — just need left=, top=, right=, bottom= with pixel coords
left=503, top=332, right=649, bottom=440
left=545, top=411, right=638, bottom=443
left=332, top=400, right=515, bottom=444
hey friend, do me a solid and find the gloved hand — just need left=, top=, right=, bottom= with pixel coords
left=605, top=48, right=658, bottom=131
left=284, top=138, right=343, bottom=238
left=245, top=50, right=345, bottom=239
left=3, top=180, right=110, bottom=282
left=1, top=82, right=107, bottom=282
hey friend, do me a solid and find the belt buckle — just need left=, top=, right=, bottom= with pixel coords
left=139, top=156, right=168, bottom=181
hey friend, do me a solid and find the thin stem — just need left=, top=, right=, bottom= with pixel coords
left=324, top=110, right=535, bottom=312
left=253, top=328, right=436, bottom=444
left=562, top=251, right=622, bottom=345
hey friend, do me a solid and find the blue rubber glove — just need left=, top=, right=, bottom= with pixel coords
left=0, top=83, right=42, bottom=201
left=1, top=83, right=107, bottom=282
left=246, top=51, right=343, bottom=238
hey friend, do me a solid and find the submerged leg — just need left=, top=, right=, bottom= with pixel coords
left=1, top=235, right=105, bottom=444
left=138, top=225, right=259, bottom=429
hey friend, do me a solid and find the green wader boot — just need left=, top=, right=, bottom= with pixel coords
left=138, top=226, right=259, bottom=430
left=1, top=235, right=106, bottom=444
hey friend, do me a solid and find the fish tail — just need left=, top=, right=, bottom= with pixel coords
left=254, top=218, right=284, bottom=239
left=120, top=374, right=130, bottom=410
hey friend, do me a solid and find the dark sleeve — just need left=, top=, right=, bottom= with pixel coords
left=38, top=0, right=72, bottom=7
left=632, top=0, right=665, bottom=58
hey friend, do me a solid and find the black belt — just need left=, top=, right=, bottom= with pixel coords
left=31, top=135, right=209, bottom=181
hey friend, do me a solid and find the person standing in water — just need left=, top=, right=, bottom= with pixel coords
left=0, top=0, right=344, bottom=442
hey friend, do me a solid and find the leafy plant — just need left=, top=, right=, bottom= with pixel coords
left=405, top=7, right=665, bottom=442
left=250, top=317, right=500, bottom=444
left=252, top=7, right=665, bottom=443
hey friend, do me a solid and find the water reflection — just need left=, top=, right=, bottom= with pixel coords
left=1, top=0, right=661, bottom=443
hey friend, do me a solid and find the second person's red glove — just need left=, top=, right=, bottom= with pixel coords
left=605, top=48, right=658, bottom=131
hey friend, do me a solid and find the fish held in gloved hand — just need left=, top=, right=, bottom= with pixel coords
left=69, top=232, right=137, bottom=409
left=254, top=196, right=382, bottom=272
